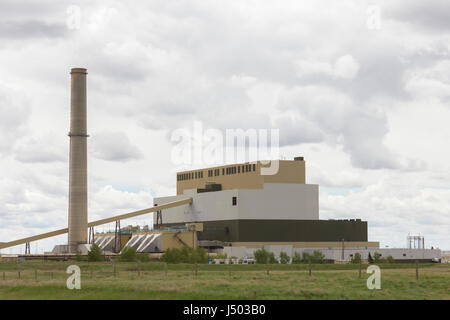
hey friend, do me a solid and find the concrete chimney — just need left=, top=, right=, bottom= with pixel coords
left=68, top=67, right=88, bottom=252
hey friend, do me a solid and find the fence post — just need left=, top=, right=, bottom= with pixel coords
left=18, top=271, right=21, bottom=280
left=309, top=261, right=312, bottom=276
left=416, top=260, right=419, bottom=281
left=359, top=258, right=362, bottom=278
left=266, top=263, right=270, bottom=276
left=2, top=272, right=5, bottom=280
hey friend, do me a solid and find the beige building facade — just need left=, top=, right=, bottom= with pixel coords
left=176, top=159, right=306, bottom=195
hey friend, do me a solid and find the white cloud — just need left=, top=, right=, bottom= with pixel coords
left=0, top=0, right=449, bottom=252
left=91, top=131, right=143, bottom=162
left=295, top=54, right=360, bottom=80
left=334, top=55, right=360, bottom=79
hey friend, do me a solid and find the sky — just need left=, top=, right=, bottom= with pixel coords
left=0, top=0, right=449, bottom=253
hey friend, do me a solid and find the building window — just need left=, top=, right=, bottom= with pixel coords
left=222, top=168, right=224, bottom=175
left=232, top=196, right=237, bottom=206
left=195, top=172, right=198, bottom=179
left=253, top=164, right=256, bottom=171
left=238, top=166, right=240, bottom=173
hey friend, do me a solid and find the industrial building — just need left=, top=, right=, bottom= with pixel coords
left=0, top=67, right=442, bottom=263
left=153, top=158, right=375, bottom=247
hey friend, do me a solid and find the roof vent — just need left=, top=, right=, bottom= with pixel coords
left=294, top=156, right=304, bottom=161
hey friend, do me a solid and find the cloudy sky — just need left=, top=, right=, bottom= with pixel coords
left=0, top=0, right=449, bottom=253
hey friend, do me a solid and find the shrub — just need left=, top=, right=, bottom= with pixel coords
left=162, top=247, right=209, bottom=264
left=301, top=252, right=311, bottom=263
left=292, top=252, right=302, bottom=264
left=87, top=243, right=104, bottom=262
left=351, top=252, right=361, bottom=264
left=269, top=252, right=278, bottom=264
left=279, top=251, right=290, bottom=264
left=75, top=251, right=84, bottom=262
left=300, top=251, right=325, bottom=264
left=254, top=248, right=270, bottom=264
left=254, top=248, right=279, bottom=264
left=162, top=248, right=182, bottom=264
left=119, top=247, right=137, bottom=262
left=386, top=255, right=395, bottom=264
left=190, top=247, right=208, bottom=264
left=374, top=252, right=382, bottom=263
left=137, top=253, right=150, bottom=262
left=311, top=251, right=325, bottom=264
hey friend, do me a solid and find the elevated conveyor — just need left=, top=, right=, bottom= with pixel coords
left=0, top=198, right=192, bottom=250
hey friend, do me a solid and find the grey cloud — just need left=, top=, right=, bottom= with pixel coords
left=0, top=20, right=66, bottom=39
left=0, top=85, right=30, bottom=155
left=134, top=76, right=260, bottom=131
left=275, top=86, right=399, bottom=169
left=13, top=137, right=67, bottom=163
left=91, top=131, right=144, bottom=162
left=294, top=50, right=409, bottom=103
left=273, top=115, right=324, bottom=146
left=88, top=57, right=149, bottom=83
left=385, top=0, right=450, bottom=31
left=0, top=0, right=67, bottom=17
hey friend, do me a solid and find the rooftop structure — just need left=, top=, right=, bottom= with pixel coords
left=176, top=158, right=305, bottom=195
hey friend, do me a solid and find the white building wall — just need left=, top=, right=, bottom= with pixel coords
left=153, top=183, right=319, bottom=225
left=239, top=183, right=318, bottom=220
left=222, top=246, right=442, bottom=262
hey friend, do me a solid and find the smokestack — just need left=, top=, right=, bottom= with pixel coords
left=68, top=67, right=88, bottom=252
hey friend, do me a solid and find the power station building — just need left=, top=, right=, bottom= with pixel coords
left=0, top=68, right=442, bottom=263
left=153, top=158, right=378, bottom=249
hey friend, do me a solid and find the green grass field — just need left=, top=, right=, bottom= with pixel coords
left=0, top=261, right=448, bottom=299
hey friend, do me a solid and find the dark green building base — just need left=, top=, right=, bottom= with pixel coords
left=161, top=219, right=368, bottom=243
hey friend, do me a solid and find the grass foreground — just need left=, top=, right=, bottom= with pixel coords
left=0, top=261, right=448, bottom=300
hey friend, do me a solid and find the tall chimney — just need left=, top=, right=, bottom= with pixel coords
left=68, top=67, right=88, bottom=253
